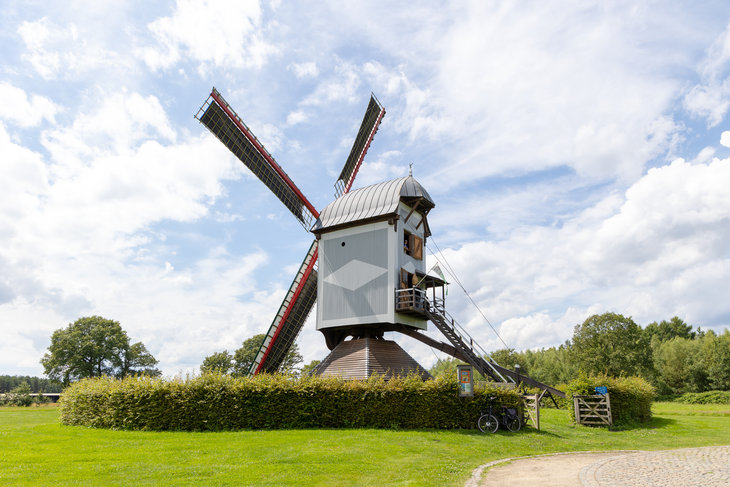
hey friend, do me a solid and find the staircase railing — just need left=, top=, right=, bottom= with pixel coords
left=424, top=303, right=511, bottom=383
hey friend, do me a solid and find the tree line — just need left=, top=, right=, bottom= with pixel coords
left=430, top=312, right=730, bottom=395
left=27, top=312, right=729, bottom=397
left=0, top=375, right=62, bottom=393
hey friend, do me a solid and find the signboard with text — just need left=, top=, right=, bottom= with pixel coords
left=457, top=365, right=474, bottom=397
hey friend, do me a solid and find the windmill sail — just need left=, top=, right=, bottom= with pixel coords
left=334, top=95, right=386, bottom=198
left=246, top=95, right=385, bottom=376
left=196, top=88, right=318, bottom=229
left=248, top=241, right=318, bottom=375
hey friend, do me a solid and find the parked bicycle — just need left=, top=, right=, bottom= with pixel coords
left=478, top=396, right=522, bottom=433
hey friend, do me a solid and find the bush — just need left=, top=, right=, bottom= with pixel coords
left=675, top=390, right=730, bottom=404
left=5, top=382, right=34, bottom=407
left=566, top=374, right=655, bottom=427
left=60, top=373, right=523, bottom=431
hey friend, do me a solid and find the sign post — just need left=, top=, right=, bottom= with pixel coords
left=457, top=365, right=474, bottom=397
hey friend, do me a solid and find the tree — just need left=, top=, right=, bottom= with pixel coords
left=428, top=357, right=463, bottom=379
left=201, top=351, right=234, bottom=374
left=230, top=334, right=303, bottom=376
left=489, top=348, right=523, bottom=372
left=703, top=330, right=730, bottom=391
left=653, top=337, right=706, bottom=394
left=644, top=317, right=695, bottom=343
left=570, top=312, right=651, bottom=377
left=41, top=316, right=159, bottom=385
left=121, top=342, right=161, bottom=378
left=8, top=382, right=33, bottom=407
left=300, top=360, right=321, bottom=377
left=517, top=344, right=576, bottom=386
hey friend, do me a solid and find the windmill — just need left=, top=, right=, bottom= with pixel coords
left=195, top=88, right=565, bottom=398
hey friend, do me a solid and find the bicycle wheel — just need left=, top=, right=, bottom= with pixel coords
left=478, top=413, right=499, bottom=433
left=505, top=415, right=522, bottom=432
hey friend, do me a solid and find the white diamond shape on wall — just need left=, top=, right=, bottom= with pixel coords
left=324, top=259, right=388, bottom=292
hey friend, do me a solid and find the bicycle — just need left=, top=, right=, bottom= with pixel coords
left=477, top=397, right=522, bottom=433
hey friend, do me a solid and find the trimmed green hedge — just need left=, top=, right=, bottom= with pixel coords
left=60, top=373, right=522, bottom=431
left=675, top=390, right=730, bottom=404
left=566, top=374, right=656, bottom=427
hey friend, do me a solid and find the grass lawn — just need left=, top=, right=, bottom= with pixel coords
left=1, top=403, right=729, bottom=486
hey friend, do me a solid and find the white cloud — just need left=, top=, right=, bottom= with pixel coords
left=286, top=110, right=308, bottom=126
left=17, top=16, right=129, bottom=80
left=430, top=149, right=730, bottom=351
left=301, top=60, right=361, bottom=106
left=289, top=61, right=318, bottom=79
left=139, top=0, right=276, bottom=71
left=722, top=131, right=730, bottom=148
left=0, top=82, right=61, bottom=127
left=0, top=88, right=251, bottom=375
left=684, top=20, right=730, bottom=127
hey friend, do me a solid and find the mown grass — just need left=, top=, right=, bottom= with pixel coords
left=1, top=402, right=729, bottom=486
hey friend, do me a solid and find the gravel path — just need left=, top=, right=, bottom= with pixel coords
left=469, top=446, right=730, bottom=487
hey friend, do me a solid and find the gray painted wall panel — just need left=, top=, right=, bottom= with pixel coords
left=319, top=227, right=389, bottom=325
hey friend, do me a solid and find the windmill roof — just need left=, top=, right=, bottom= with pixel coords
left=313, top=176, right=434, bottom=232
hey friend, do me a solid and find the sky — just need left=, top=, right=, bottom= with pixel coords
left=2, top=0, right=730, bottom=378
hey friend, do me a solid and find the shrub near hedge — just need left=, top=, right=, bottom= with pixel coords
left=676, top=390, right=730, bottom=405
left=60, top=373, right=522, bottom=431
left=566, top=374, right=656, bottom=427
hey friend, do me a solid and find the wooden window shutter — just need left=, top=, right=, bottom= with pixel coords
left=410, top=235, right=423, bottom=260
left=400, top=268, right=409, bottom=285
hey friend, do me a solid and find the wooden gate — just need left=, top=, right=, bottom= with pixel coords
left=522, top=391, right=544, bottom=430
left=573, top=393, right=612, bottom=426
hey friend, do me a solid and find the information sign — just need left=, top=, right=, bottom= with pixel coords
left=457, top=365, right=474, bottom=397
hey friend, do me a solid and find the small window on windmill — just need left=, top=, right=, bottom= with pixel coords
left=403, top=231, right=423, bottom=260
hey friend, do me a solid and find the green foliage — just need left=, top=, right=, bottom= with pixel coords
left=571, top=313, right=651, bottom=378
left=230, top=334, right=303, bottom=376
left=566, top=374, right=656, bottom=427
left=653, top=336, right=707, bottom=394
left=41, top=316, right=160, bottom=385
left=299, top=360, right=321, bottom=377
left=121, top=341, right=160, bottom=378
left=513, top=345, right=577, bottom=386
left=60, top=374, right=522, bottom=431
left=428, top=357, right=463, bottom=379
left=488, top=348, right=522, bottom=372
left=0, top=375, right=62, bottom=393
left=200, top=350, right=234, bottom=374
left=675, top=390, right=730, bottom=404
left=644, top=317, right=695, bottom=342
left=703, top=330, right=730, bottom=391
left=4, top=382, right=34, bottom=407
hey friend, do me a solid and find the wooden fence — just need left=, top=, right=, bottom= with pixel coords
left=573, top=393, right=612, bottom=426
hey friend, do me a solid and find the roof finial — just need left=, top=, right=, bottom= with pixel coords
left=409, top=163, right=413, bottom=177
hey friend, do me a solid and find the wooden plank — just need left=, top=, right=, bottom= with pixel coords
left=573, top=393, right=612, bottom=426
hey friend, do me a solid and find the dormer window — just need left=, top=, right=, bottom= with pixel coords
left=404, top=230, right=423, bottom=260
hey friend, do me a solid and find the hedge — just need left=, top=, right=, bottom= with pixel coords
left=675, top=390, right=730, bottom=404
left=565, top=374, right=656, bottom=427
left=60, top=373, right=522, bottom=431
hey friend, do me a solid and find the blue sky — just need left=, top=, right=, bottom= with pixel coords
left=2, top=1, right=730, bottom=377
